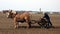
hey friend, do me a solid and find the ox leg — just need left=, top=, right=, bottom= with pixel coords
left=14, top=18, right=19, bottom=29
left=14, top=22, right=19, bottom=29
left=28, top=22, right=31, bottom=28
left=25, top=17, right=31, bottom=28
left=26, top=20, right=31, bottom=28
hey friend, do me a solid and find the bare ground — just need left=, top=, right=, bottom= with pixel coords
left=0, top=13, right=60, bottom=34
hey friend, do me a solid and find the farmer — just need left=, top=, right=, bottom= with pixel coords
left=43, top=13, right=52, bottom=28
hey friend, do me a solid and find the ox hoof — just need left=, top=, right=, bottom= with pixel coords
left=14, top=25, right=19, bottom=29
left=28, top=26, right=31, bottom=28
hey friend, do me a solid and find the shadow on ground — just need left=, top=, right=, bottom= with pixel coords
left=18, top=26, right=55, bottom=29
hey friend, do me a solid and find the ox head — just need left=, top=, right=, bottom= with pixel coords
left=6, top=10, right=17, bottom=18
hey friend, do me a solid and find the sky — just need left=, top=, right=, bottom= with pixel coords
left=0, top=0, right=60, bottom=12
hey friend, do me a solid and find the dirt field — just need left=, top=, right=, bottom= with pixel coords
left=0, top=13, right=60, bottom=34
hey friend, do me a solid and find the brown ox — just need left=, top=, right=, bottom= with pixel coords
left=7, top=11, right=31, bottom=28
left=2, top=10, right=9, bottom=14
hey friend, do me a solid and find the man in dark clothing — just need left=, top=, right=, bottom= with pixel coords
left=43, top=13, right=52, bottom=28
